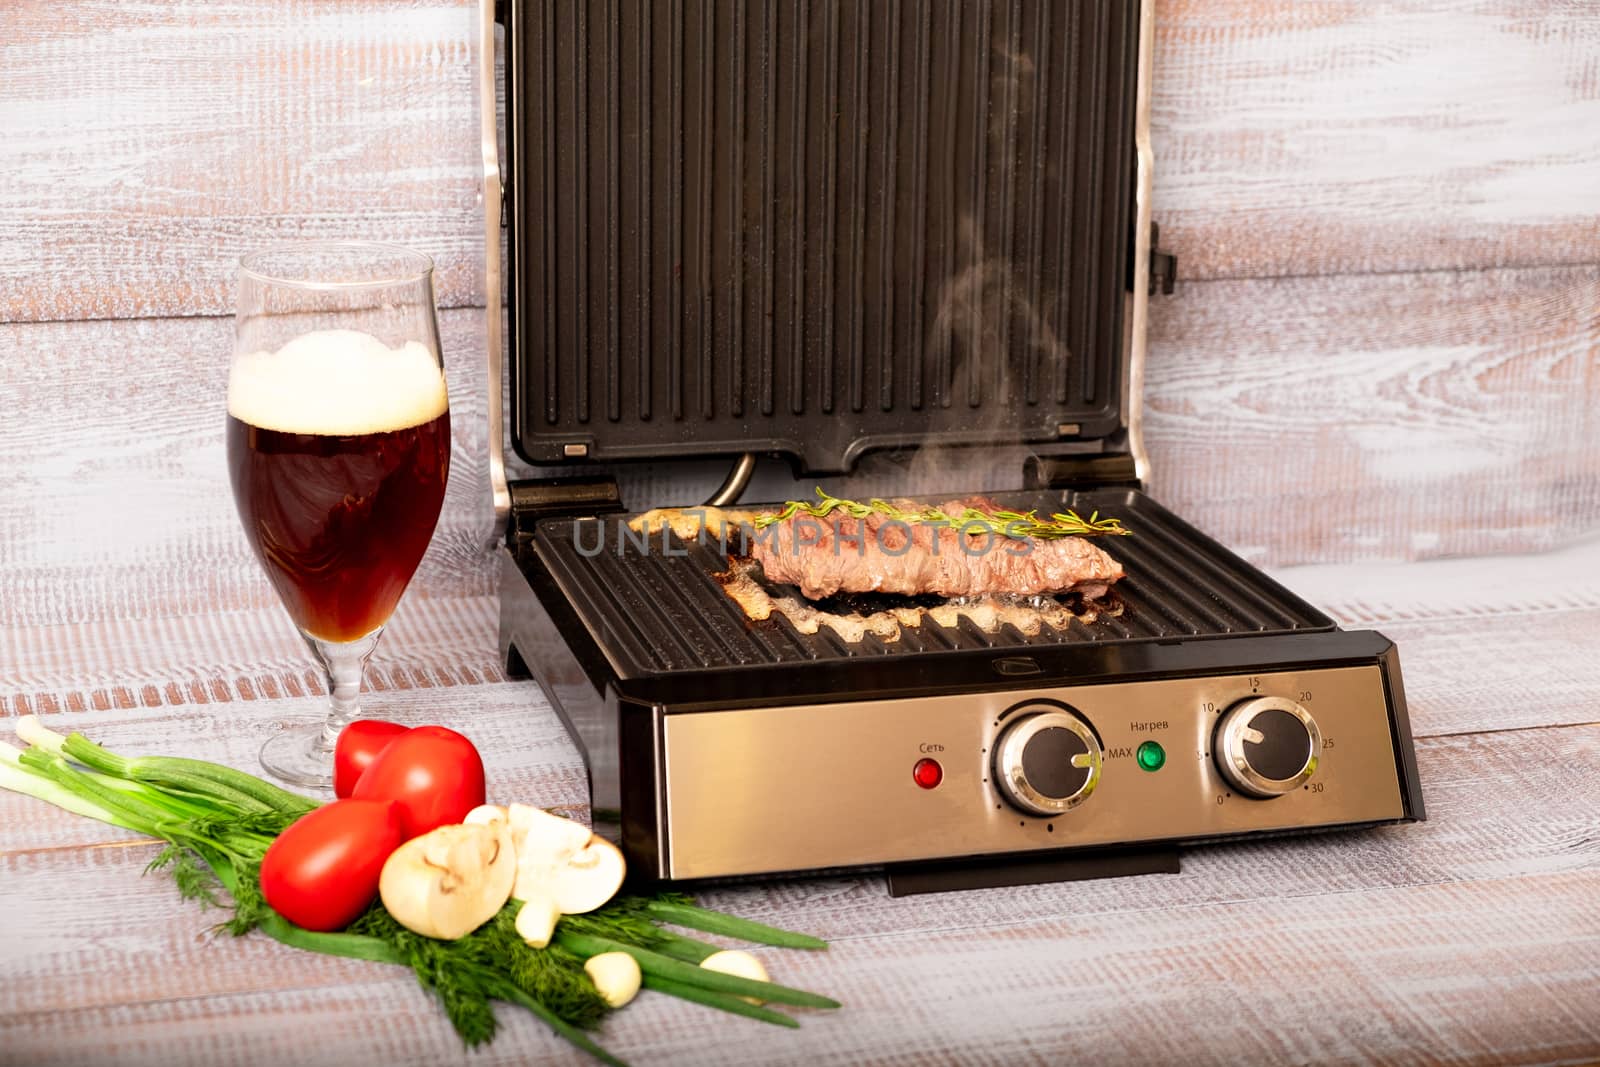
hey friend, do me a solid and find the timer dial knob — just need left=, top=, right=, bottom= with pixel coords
left=1213, top=696, right=1322, bottom=798
left=993, top=709, right=1103, bottom=816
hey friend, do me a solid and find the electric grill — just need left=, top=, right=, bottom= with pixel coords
left=478, top=0, right=1425, bottom=890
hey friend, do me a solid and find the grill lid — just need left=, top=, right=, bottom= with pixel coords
left=502, top=0, right=1145, bottom=474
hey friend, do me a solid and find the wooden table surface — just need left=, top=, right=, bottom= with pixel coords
left=5, top=539, right=1599, bottom=1066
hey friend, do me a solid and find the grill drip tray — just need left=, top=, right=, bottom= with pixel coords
left=534, top=488, right=1335, bottom=677
left=499, top=486, right=1425, bottom=885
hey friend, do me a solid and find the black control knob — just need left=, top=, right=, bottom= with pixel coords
left=1213, top=696, right=1321, bottom=798
left=993, top=709, right=1102, bottom=816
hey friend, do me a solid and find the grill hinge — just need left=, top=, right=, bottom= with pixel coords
left=1023, top=452, right=1141, bottom=491
left=507, top=477, right=624, bottom=545
left=1149, top=221, right=1177, bottom=296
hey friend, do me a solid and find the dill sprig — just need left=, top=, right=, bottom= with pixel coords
left=558, top=896, right=678, bottom=951
left=348, top=899, right=611, bottom=1038
left=753, top=487, right=1129, bottom=540
left=347, top=902, right=507, bottom=1044
left=468, top=909, right=611, bottom=1030
left=188, top=808, right=300, bottom=840
left=220, top=859, right=273, bottom=937
left=146, top=844, right=223, bottom=908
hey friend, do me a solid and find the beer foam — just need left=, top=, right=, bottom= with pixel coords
left=227, top=329, right=449, bottom=435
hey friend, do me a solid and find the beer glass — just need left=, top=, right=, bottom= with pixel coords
left=228, top=243, right=451, bottom=786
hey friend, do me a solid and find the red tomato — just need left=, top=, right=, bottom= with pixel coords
left=259, top=799, right=403, bottom=931
left=333, top=720, right=409, bottom=798
left=350, top=725, right=486, bottom=839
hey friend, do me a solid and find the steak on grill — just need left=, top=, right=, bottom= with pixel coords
left=747, top=498, right=1126, bottom=601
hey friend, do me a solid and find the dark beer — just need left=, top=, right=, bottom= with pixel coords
left=226, top=332, right=451, bottom=644
left=227, top=411, right=449, bottom=643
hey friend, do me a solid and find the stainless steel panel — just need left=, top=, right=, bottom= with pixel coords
left=661, top=665, right=1404, bottom=878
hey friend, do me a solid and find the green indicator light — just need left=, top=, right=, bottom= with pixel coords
left=1136, top=740, right=1166, bottom=772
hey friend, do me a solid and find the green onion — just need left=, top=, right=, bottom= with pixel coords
left=255, top=915, right=404, bottom=965
left=644, top=900, right=829, bottom=950
left=18, top=749, right=168, bottom=836
left=0, top=744, right=140, bottom=831
left=478, top=973, right=630, bottom=1067
left=641, top=975, right=800, bottom=1028
left=554, top=931, right=840, bottom=1010
left=643, top=933, right=722, bottom=964
left=60, top=731, right=310, bottom=817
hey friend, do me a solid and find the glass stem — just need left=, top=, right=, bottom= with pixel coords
left=303, top=628, right=385, bottom=753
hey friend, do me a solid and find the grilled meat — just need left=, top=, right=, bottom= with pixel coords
left=748, top=497, right=1125, bottom=601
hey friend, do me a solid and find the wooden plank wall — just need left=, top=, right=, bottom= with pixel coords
left=1147, top=0, right=1600, bottom=563
left=2, top=0, right=1598, bottom=636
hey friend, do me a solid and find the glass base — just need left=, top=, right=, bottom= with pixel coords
left=258, top=626, right=385, bottom=789
left=259, top=721, right=339, bottom=789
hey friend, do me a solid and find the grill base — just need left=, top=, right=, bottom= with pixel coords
left=499, top=489, right=1425, bottom=884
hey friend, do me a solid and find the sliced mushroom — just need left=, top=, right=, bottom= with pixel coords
left=463, top=803, right=510, bottom=827
left=379, top=822, right=516, bottom=940
left=544, top=836, right=626, bottom=914
left=513, top=892, right=562, bottom=949
left=584, top=951, right=642, bottom=1008
left=504, top=804, right=626, bottom=914
left=507, top=804, right=594, bottom=854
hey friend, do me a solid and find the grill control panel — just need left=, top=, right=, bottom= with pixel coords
left=660, top=664, right=1408, bottom=880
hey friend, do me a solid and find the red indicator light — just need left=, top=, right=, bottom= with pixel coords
left=913, top=758, right=943, bottom=789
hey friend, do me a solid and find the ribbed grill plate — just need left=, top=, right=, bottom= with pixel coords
left=505, top=0, right=1139, bottom=471
left=534, top=489, right=1335, bottom=677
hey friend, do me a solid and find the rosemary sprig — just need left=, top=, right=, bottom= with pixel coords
left=753, top=488, right=1129, bottom=540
